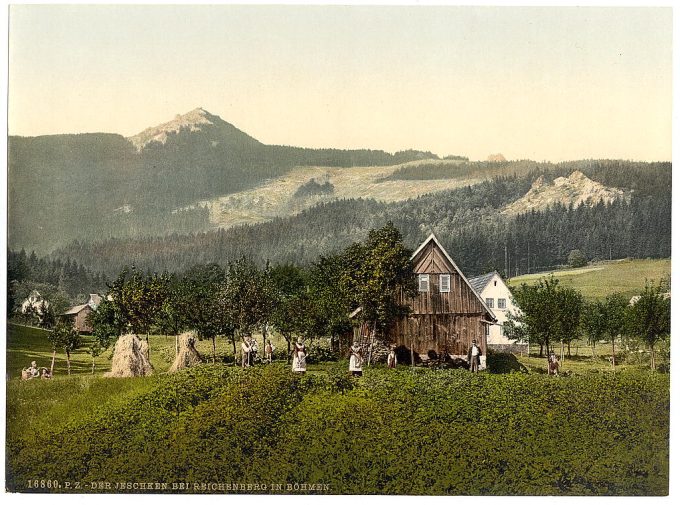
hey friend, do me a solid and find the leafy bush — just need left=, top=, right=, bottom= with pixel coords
left=6, top=365, right=669, bottom=495
left=486, top=350, right=529, bottom=374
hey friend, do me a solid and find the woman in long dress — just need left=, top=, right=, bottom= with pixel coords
left=387, top=346, right=397, bottom=369
left=292, top=338, right=307, bottom=373
left=348, top=342, right=363, bottom=377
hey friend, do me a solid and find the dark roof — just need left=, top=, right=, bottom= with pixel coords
left=469, top=271, right=497, bottom=295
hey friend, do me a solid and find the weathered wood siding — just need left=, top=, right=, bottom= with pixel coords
left=385, top=240, right=490, bottom=357
left=70, top=306, right=93, bottom=333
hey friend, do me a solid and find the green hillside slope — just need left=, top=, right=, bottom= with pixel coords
left=507, top=258, right=671, bottom=300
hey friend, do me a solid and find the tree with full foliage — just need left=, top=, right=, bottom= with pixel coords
left=507, top=277, right=582, bottom=358
left=339, top=223, right=417, bottom=345
left=555, top=287, right=583, bottom=358
left=625, top=282, right=670, bottom=370
left=47, top=321, right=82, bottom=375
left=38, top=301, right=56, bottom=329
left=507, top=277, right=562, bottom=356
left=270, top=264, right=311, bottom=359
left=603, top=293, right=628, bottom=368
left=567, top=249, right=588, bottom=268
left=182, top=263, right=230, bottom=362
left=219, top=257, right=274, bottom=357
left=581, top=300, right=608, bottom=358
left=306, top=254, right=353, bottom=349
left=105, top=267, right=172, bottom=359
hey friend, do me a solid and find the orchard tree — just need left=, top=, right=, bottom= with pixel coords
left=270, top=264, right=311, bottom=359
left=556, top=286, right=583, bottom=359
left=581, top=300, right=607, bottom=358
left=47, top=321, right=82, bottom=375
left=508, top=277, right=562, bottom=356
left=183, top=263, right=229, bottom=363
left=340, top=223, right=416, bottom=345
left=603, top=293, right=628, bottom=368
left=625, top=282, right=670, bottom=370
left=220, top=257, right=273, bottom=357
left=307, top=254, right=352, bottom=351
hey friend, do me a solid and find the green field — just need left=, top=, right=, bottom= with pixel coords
left=6, top=323, right=291, bottom=380
left=507, top=258, right=670, bottom=300
left=6, top=322, right=670, bottom=495
left=6, top=363, right=669, bottom=495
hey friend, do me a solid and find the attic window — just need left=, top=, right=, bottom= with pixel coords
left=486, top=298, right=494, bottom=308
left=439, top=274, right=450, bottom=293
left=494, top=280, right=497, bottom=286
left=418, top=274, right=429, bottom=292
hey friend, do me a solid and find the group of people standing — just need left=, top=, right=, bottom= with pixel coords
left=240, top=336, right=275, bottom=368
left=241, top=336, right=485, bottom=375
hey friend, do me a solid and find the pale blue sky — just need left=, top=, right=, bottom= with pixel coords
left=8, top=5, right=672, bottom=161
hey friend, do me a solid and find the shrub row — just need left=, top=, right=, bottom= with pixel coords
left=6, top=365, right=669, bottom=495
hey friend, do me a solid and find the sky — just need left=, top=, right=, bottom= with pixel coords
left=7, top=5, right=673, bottom=162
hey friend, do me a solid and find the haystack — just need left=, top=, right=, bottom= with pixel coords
left=105, top=334, right=154, bottom=378
left=168, top=332, right=203, bottom=373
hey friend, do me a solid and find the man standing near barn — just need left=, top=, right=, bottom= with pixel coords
left=467, top=340, right=481, bottom=373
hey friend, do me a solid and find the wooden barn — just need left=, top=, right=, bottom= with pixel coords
left=351, top=234, right=496, bottom=368
left=62, top=294, right=102, bottom=333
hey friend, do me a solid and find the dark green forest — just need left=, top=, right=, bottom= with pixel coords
left=47, top=160, right=670, bottom=279
left=8, top=116, right=438, bottom=252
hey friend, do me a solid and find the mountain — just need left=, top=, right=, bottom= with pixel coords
left=128, top=107, right=262, bottom=151
left=502, top=171, right=630, bottom=215
left=8, top=108, right=442, bottom=252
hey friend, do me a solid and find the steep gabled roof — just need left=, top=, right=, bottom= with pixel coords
left=469, top=271, right=498, bottom=294
left=411, top=233, right=496, bottom=322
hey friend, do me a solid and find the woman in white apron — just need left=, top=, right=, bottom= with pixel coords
left=292, top=338, right=307, bottom=373
left=349, top=342, right=363, bottom=377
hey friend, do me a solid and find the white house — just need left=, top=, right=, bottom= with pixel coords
left=469, top=271, right=527, bottom=353
left=20, top=290, right=49, bottom=315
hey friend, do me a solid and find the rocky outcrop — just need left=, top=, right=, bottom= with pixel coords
left=503, top=171, right=629, bottom=215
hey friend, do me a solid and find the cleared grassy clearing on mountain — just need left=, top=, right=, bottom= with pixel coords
left=507, top=258, right=670, bottom=301
left=194, top=159, right=487, bottom=228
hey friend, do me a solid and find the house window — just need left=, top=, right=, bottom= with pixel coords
left=418, top=274, right=429, bottom=292
left=439, top=274, right=451, bottom=293
left=498, top=298, right=507, bottom=309
left=485, top=324, right=490, bottom=336
left=486, top=298, right=494, bottom=308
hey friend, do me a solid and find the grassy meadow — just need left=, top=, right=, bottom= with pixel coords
left=507, top=258, right=670, bottom=300
left=6, top=319, right=670, bottom=495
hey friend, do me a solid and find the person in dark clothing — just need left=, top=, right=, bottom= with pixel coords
left=467, top=340, right=481, bottom=372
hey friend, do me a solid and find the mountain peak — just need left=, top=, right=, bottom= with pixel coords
left=128, top=107, right=217, bottom=150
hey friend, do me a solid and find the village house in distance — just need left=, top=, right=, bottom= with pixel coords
left=62, top=293, right=102, bottom=333
left=386, top=233, right=496, bottom=369
left=469, top=271, right=528, bottom=354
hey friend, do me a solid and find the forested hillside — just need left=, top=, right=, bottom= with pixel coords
left=50, top=160, right=671, bottom=278
left=8, top=109, right=439, bottom=252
